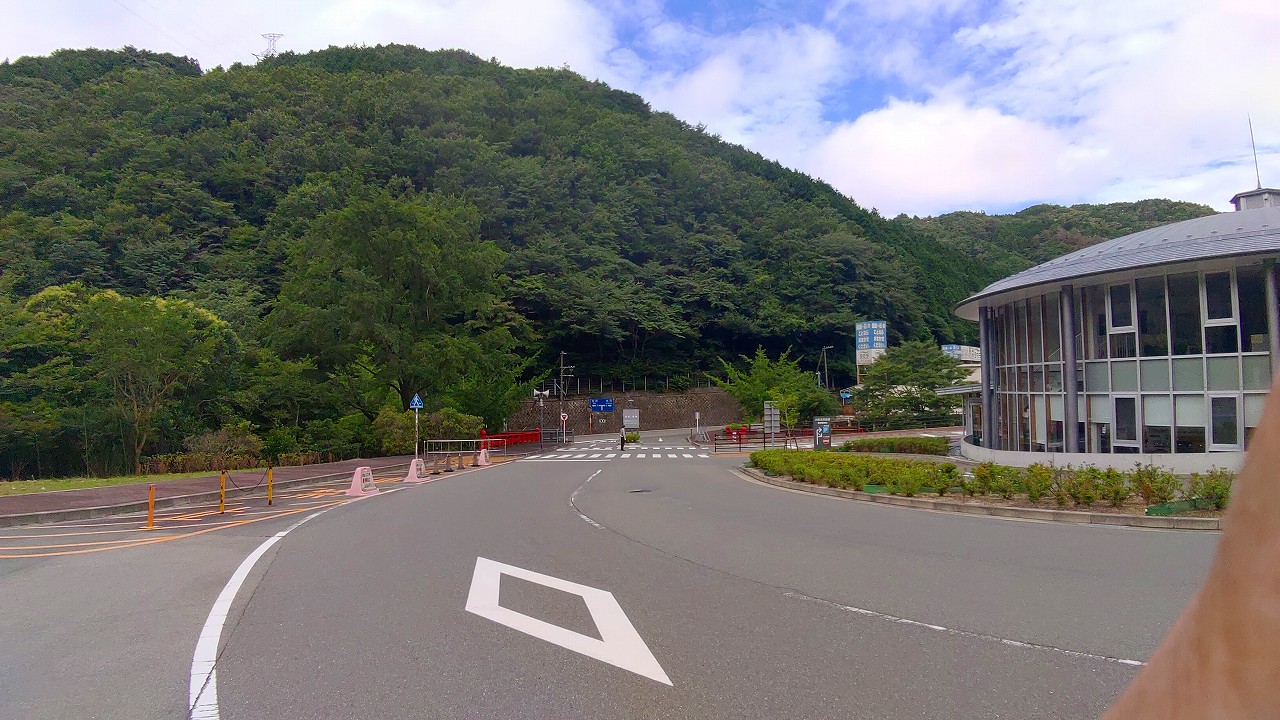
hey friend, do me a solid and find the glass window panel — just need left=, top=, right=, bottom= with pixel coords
left=1018, top=395, right=1031, bottom=451
left=1136, top=276, right=1168, bottom=357
left=1110, top=284, right=1133, bottom=328
left=1110, top=332, right=1137, bottom=358
left=1167, top=273, right=1203, bottom=355
left=1176, top=394, right=1206, bottom=425
left=1246, top=394, right=1266, bottom=449
left=1172, top=357, right=1204, bottom=391
left=1085, top=362, right=1109, bottom=391
left=1143, top=426, right=1172, bottom=453
left=1205, top=324, right=1239, bottom=354
left=1243, top=355, right=1272, bottom=391
left=1047, top=366, right=1063, bottom=392
left=1044, top=293, right=1062, bottom=361
left=1176, top=426, right=1206, bottom=453
left=1015, top=302, right=1027, bottom=364
left=1115, top=397, right=1138, bottom=442
left=1085, top=285, right=1108, bottom=359
left=1089, top=395, right=1111, bottom=422
left=1034, top=395, right=1047, bottom=446
left=1238, top=266, right=1269, bottom=352
left=1112, top=361, right=1138, bottom=391
left=1029, top=296, right=1043, bottom=363
left=1211, top=396, right=1238, bottom=446
left=1205, top=272, right=1234, bottom=320
left=1246, top=394, right=1266, bottom=427
left=1144, top=395, right=1172, bottom=425
left=1017, top=367, right=1028, bottom=391
left=1207, top=357, right=1240, bottom=391
left=1140, top=359, right=1170, bottom=391
left=1031, top=366, right=1045, bottom=392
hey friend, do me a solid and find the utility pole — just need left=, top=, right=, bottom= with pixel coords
left=558, top=351, right=574, bottom=441
left=254, top=33, right=283, bottom=62
left=821, top=345, right=834, bottom=390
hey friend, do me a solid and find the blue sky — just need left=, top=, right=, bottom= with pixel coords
left=4, top=0, right=1277, bottom=217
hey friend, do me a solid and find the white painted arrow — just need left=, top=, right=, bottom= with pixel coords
left=465, top=557, right=672, bottom=685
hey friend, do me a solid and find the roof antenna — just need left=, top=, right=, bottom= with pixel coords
left=1249, top=115, right=1262, bottom=190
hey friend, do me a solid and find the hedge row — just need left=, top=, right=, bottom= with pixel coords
left=836, top=437, right=950, bottom=456
left=749, top=450, right=1234, bottom=510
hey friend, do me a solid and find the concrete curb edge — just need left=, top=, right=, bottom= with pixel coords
left=738, top=467, right=1221, bottom=531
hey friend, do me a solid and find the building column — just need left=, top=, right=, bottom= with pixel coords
left=1266, top=260, right=1280, bottom=378
left=1060, top=285, right=1079, bottom=453
left=979, top=307, right=996, bottom=448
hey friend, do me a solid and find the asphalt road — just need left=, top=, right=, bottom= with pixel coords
left=0, top=431, right=1220, bottom=719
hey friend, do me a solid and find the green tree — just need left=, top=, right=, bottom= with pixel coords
left=714, top=348, right=837, bottom=424
left=81, top=291, right=238, bottom=472
left=852, top=341, right=967, bottom=429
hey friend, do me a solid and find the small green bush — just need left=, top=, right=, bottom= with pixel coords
left=888, top=466, right=927, bottom=497
left=972, top=462, right=996, bottom=495
left=1023, top=463, right=1054, bottom=503
left=1130, top=463, right=1180, bottom=505
left=934, top=463, right=959, bottom=496
left=1067, top=465, right=1100, bottom=507
left=625, top=432, right=640, bottom=443
left=838, top=437, right=950, bottom=456
left=1098, top=467, right=1130, bottom=507
left=989, top=465, right=1018, bottom=499
left=1186, top=468, right=1233, bottom=510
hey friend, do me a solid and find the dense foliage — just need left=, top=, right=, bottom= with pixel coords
left=851, top=341, right=967, bottom=429
left=0, top=45, right=1216, bottom=479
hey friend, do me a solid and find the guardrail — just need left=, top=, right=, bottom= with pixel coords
left=712, top=430, right=801, bottom=453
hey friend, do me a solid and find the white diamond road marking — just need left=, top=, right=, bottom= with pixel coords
left=465, top=557, right=672, bottom=685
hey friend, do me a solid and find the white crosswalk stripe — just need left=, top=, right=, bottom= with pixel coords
left=519, top=448, right=718, bottom=463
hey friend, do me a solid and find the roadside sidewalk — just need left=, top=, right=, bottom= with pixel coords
left=0, top=455, right=415, bottom=528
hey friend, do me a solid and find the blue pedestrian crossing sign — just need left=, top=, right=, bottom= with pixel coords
left=409, top=394, right=424, bottom=410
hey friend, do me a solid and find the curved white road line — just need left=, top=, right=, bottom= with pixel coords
left=188, top=508, right=331, bottom=719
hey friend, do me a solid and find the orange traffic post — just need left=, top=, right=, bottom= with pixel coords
left=146, top=484, right=156, bottom=529
left=267, top=466, right=274, bottom=506
left=219, top=469, right=227, bottom=514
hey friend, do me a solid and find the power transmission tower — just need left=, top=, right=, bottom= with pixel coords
left=254, top=33, right=283, bottom=62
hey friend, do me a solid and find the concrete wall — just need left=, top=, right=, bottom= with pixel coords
left=507, top=387, right=744, bottom=435
left=958, top=436, right=1243, bottom=474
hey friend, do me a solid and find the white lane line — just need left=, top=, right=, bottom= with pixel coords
left=698, top=454, right=709, bottom=458
left=466, top=558, right=671, bottom=685
left=920, top=433, right=938, bottom=437
left=189, top=506, right=336, bottom=719
left=569, top=469, right=605, bottom=529
left=525, top=455, right=545, bottom=459
left=783, top=590, right=1145, bottom=668
left=667, top=454, right=677, bottom=459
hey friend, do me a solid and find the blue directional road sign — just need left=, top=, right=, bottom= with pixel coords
left=409, top=393, right=424, bottom=410
left=589, top=398, right=615, bottom=413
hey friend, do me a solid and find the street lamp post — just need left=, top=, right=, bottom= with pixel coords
left=820, top=345, right=834, bottom=390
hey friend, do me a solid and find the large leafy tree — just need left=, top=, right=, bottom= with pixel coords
left=852, top=341, right=967, bottom=430
left=80, top=291, right=238, bottom=472
left=714, top=348, right=838, bottom=425
left=269, top=179, right=528, bottom=415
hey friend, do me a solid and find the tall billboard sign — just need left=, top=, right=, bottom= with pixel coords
left=855, top=320, right=888, bottom=366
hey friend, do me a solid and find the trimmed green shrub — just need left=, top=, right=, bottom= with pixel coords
left=989, top=465, right=1019, bottom=499
left=887, top=465, right=928, bottom=497
left=1023, top=463, right=1054, bottom=503
left=1066, top=465, right=1100, bottom=507
left=1099, top=467, right=1130, bottom=507
left=1186, top=468, right=1233, bottom=510
left=1130, top=463, right=1180, bottom=505
left=934, top=463, right=959, bottom=496
left=971, top=462, right=996, bottom=495
left=838, top=437, right=950, bottom=456
left=625, top=432, right=640, bottom=443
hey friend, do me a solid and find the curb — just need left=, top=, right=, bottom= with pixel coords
left=738, top=467, right=1221, bottom=531
left=0, top=460, right=413, bottom=529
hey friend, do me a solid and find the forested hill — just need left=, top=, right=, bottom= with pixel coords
left=908, top=199, right=1217, bottom=279
left=0, top=44, right=1222, bottom=477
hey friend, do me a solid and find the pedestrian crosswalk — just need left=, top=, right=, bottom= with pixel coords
left=521, top=449, right=713, bottom=462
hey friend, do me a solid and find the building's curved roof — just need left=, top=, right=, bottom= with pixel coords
left=954, top=205, right=1280, bottom=320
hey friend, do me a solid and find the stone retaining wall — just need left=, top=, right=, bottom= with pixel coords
left=508, top=387, right=743, bottom=435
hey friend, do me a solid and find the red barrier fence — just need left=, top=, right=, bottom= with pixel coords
left=482, top=429, right=542, bottom=449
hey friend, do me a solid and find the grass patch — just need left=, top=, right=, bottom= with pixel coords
left=0, top=468, right=262, bottom=497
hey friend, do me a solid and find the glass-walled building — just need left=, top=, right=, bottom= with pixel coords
left=954, top=188, right=1280, bottom=471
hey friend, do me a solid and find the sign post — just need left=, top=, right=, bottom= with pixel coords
left=855, top=320, right=889, bottom=384
left=410, top=393, right=424, bottom=462
left=561, top=412, right=569, bottom=442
